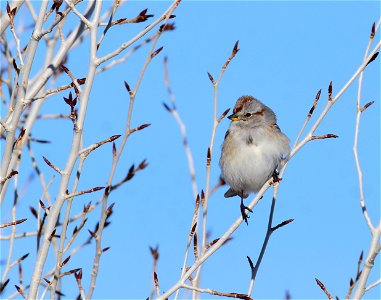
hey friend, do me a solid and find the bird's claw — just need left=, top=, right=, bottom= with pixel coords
left=272, top=169, right=282, bottom=184
left=240, top=198, right=253, bottom=225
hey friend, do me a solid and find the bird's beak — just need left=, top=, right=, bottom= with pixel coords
left=228, top=113, right=240, bottom=121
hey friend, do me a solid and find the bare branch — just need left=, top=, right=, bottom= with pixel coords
left=310, top=134, right=338, bottom=140
left=64, top=186, right=105, bottom=200
left=80, top=134, right=121, bottom=158
left=271, top=219, right=294, bottom=232
left=182, top=284, right=251, bottom=300
left=0, top=218, right=27, bottom=229
left=42, top=156, right=63, bottom=175
left=365, top=278, right=381, bottom=292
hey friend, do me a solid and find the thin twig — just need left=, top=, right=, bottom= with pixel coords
left=194, top=40, right=239, bottom=297
left=86, top=3, right=181, bottom=298
left=149, top=246, right=159, bottom=299
left=182, top=284, right=251, bottom=300
left=365, top=278, right=381, bottom=292
left=63, top=0, right=91, bottom=27
left=42, top=156, right=63, bottom=175
left=0, top=231, right=38, bottom=240
left=352, top=21, right=377, bottom=233
left=0, top=218, right=27, bottom=229
left=174, top=195, right=200, bottom=299
left=163, top=56, right=198, bottom=199
left=1, top=152, right=22, bottom=284
left=95, top=0, right=181, bottom=66
left=96, top=33, right=156, bottom=74
left=247, top=187, right=293, bottom=297
left=27, top=2, right=102, bottom=297
left=64, top=186, right=105, bottom=199
left=351, top=19, right=381, bottom=299
left=31, top=83, right=75, bottom=102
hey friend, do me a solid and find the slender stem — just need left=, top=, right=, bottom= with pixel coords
left=365, top=278, right=381, bottom=292
left=193, top=42, right=239, bottom=298
left=1, top=1, right=49, bottom=191
left=9, top=23, right=24, bottom=66
left=1, top=162, right=20, bottom=282
left=193, top=78, right=219, bottom=299
left=50, top=157, right=85, bottom=297
left=247, top=188, right=277, bottom=297
left=352, top=22, right=377, bottom=233
left=351, top=19, right=381, bottom=299
left=27, top=1, right=101, bottom=297
left=86, top=3, right=180, bottom=298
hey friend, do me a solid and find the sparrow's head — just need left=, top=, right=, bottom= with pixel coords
left=228, top=95, right=277, bottom=126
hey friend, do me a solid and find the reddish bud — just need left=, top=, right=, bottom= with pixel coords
left=328, top=81, right=333, bottom=101
left=124, top=81, right=131, bottom=92
left=77, top=78, right=86, bottom=85
left=360, top=101, right=374, bottom=112
left=137, top=124, right=151, bottom=131
left=19, top=253, right=29, bottom=261
left=218, top=108, right=231, bottom=122
left=190, top=222, right=197, bottom=236
left=232, top=40, right=240, bottom=54
left=48, top=228, right=56, bottom=241
left=88, top=229, right=97, bottom=239
left=371, top=22, right=376, bottom=38
left=151, top=46, right=164, bottom=58
left=59, top=255, right=71, bottom=267
left=74, top=269, right=82, bottom=280
left=106, top=203, right=115, bottom=216
left=207, top=72, right=215, bottom=85
left=29, top=206, right=38, bottom=218
left=153, top=272, right=159, bottom=287
left=366, top=51, right=379, bottom=66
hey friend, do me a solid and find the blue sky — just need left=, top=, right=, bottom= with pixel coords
left=1, top=1, right=380, bottom=299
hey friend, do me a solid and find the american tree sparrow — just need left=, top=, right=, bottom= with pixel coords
left=219, top=95, right=290, bottom=223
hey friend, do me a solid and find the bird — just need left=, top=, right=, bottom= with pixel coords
left=219, top=95, right=290, bottom=223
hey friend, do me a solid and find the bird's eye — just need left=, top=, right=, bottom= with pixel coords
left=245, top=113, right=252, bottom=117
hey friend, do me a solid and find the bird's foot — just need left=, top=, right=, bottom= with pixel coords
left=272, top=169, right=282, bottom=184
left=240, top=198, right=253, bottom=225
